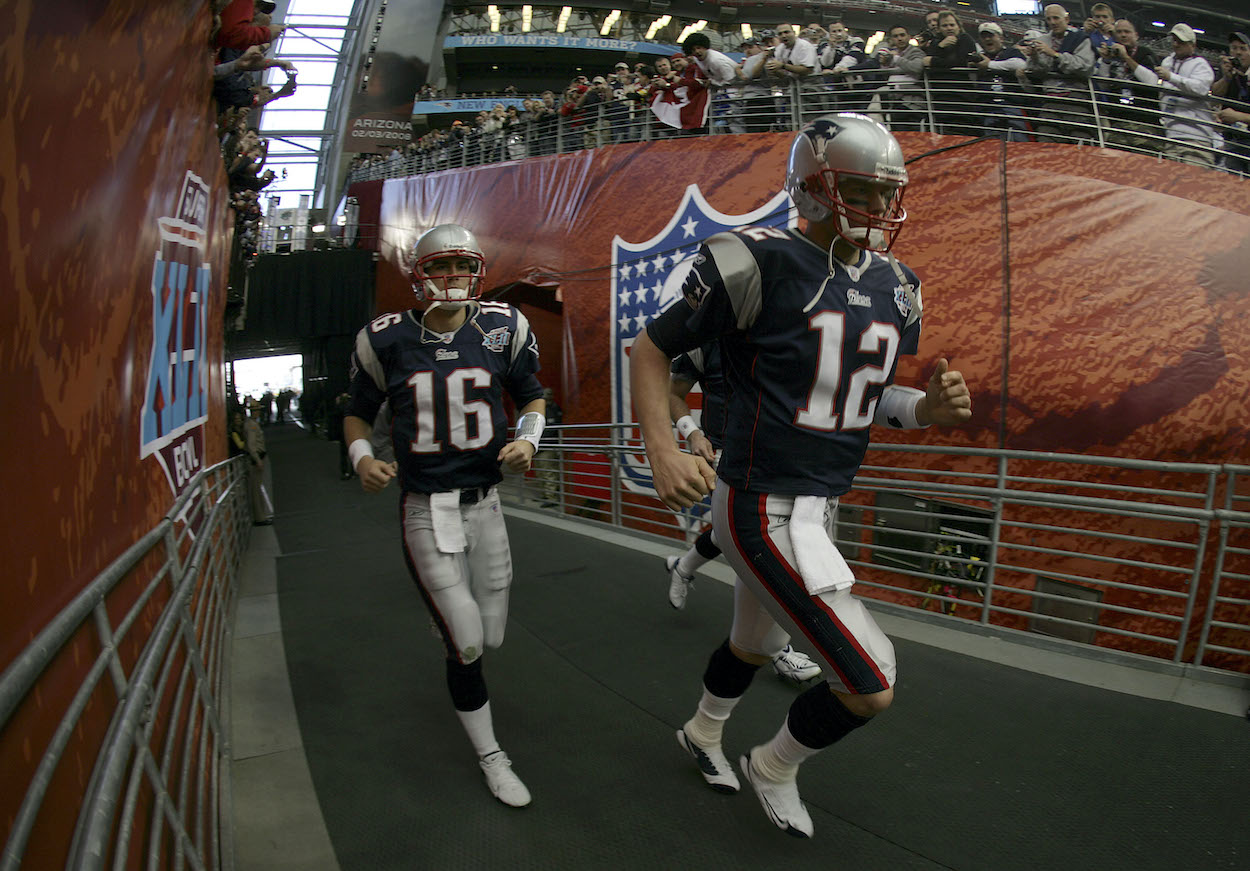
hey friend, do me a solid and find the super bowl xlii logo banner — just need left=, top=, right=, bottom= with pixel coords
left=140, top=171, right=212, bottom=499
left=609, top=184, right=794, bottom=498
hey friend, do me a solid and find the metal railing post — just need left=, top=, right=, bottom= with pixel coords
left=1087, top=76, right=1106, bottom=148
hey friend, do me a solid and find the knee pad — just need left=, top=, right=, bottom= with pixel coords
left=445, top=657, right=489, bottom=712
left=695, top=528, right=722, bottom=560
left=702, top=639, right=762, bottom=699
left=786, top=684, right=870, bottom=749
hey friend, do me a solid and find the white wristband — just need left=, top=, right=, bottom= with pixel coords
left=874, top=386, right=929, bottom=429
left=515, top=411, right=545, bottom=451
left=348, top=438, right=374, bottom=471
left=675, top=415, right=699, bottom=440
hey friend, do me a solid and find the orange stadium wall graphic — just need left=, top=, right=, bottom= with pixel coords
left=350, top=133, right=1250, bottom=670
left=0, top=1, right=233, bottom=865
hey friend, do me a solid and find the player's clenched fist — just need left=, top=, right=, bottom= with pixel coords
left=358, top=456, right=398, bottom=492
left=920, top=357, right=972, bottom=426
left=498, top=439, right=536, bottom=473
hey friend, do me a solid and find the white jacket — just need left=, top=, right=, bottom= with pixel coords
left=1160, top=52, right=1222, bottom=147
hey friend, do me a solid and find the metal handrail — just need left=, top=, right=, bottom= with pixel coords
left=344, top=71, right=1250, bottom=191
left=0, top=457, right=251, bottom=871
left=499, top=425, right=1250, bottom=675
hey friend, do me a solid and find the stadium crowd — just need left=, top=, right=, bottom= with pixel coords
left=348, top=4, right=1250, bottom=180
left=212, top=0, right=300, bottom=259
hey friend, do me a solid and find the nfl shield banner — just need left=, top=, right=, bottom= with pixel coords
left=610, top=184, right=794, bottom=497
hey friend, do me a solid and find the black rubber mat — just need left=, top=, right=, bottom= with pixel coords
left=264, top=426, right=1250, bottom=870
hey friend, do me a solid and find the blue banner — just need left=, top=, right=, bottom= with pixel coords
left=444, top=34, right=679, bottom=55
left=414, top=98, right=534, bottom=114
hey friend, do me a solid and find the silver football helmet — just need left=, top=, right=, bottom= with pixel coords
left=411, top=223, right=486, bottom=307
left=786, top=113, right=908, bottom=253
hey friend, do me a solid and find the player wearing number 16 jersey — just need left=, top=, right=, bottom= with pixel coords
left=344, top=223, right=547, bottom=808
left=631, top=114, right=972, bottom=837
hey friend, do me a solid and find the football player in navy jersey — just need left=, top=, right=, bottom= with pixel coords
left=666, top=344, right=824, bottom=685
left=344, top=223, right=547, bottom=808
left=631, top=114, right=971, bottom=837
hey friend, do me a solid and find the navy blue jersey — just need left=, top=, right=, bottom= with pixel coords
left=647, top=226, right=922, bottom=497
left=670, top=341, right=728, bottom=450
left=348, top=301, right=544, bottom=493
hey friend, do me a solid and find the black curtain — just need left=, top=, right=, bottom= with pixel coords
left=240, top=249, right=375, bottom=340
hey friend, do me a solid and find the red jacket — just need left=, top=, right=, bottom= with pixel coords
left=216, top=0, right=275, bottom=51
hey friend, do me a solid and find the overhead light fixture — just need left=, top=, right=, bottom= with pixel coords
left=646, top=14, right=670, bottom=40
left=522, top=5, right=532, bottom=32
left=600, top=9, right=620, bottom=36
left=1193, top=27, right=1205, bottom=33
left=311, top=224, right=326, bottom=233
left=557, top=6, right=571, bottom=32
left=740, top=23, right=752, bottom=39
left=1151, top=20, right=1165, bottom=27
left=487, top=5, right=500, bottom=32
left=865, top=30, right=886, bottom=53
left=336, top=214, right=347, bottom=226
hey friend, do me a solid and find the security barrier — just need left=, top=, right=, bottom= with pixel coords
left=346, top=72, right=1250, bottom=183
left=500, top=424, right=1250, bottom=675
left=0, top=459, right=251, bottom=871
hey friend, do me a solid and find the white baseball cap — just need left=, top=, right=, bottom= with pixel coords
left=1169, top=23, right=1196, bottom=43
left=978, top=22, right=1003, bottom=37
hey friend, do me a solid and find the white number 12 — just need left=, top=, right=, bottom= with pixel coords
left=794, top=313, right=899, bottom=432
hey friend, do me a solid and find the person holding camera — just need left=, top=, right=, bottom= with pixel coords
left=1156, top=23, right=1223, bottom=168
left=1082, top=4, right=1116, bottom=58
left=820, top=21, right=878, bottom=114
left=1212, top=32, right=1250, bottom=175
left=1018, top=4, right=1095, bottom=143
left=972, top=23, right=1029, bottom=140
left=922, top=11, right=980, bottom=136
left=1094, top=19, right=1160, bottom=153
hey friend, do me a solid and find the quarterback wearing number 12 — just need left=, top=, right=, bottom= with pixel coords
left=344, top=224, right=546, bottom=809
left=632, top=114, right=972, bottom=838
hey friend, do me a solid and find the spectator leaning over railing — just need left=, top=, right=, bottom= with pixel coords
left=1212, top=31, right=1250, bottom=175
left=1156, top=24, right=1223, bottom=168
left=872, top=24, right=927, bottom=131
left=819, top=22, right=880, bottom=114
left=923, top=11, right=981, bottom=136
left=973, top=23, right=1030, bottom=141
left=216, top=0, right=284, bottom=51
left=684, top=32, right=740, bottom=134
left=769, top=24, right=822, bottom=123
left=1019, top=4, right=1096, bottom=143
left=1095, top=19, right=1160, bottom=153
left=738, top=37, right=776, bottom=133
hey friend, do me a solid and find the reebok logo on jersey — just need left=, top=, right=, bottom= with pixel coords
left=847, top=289, right=871, bottom=307
left=435, top=348, right=460, bottom=361
left=481, top=326, right=509, bottom=352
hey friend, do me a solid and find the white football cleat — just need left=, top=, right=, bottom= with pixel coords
left=676, top=728, right=740, bottom=794
left=740, top=749, right=813, bottom=838
left=479, top=751, right=531, bottom=807
left=771, top=645, right=822, bottom=683
left=666, top=556, right=695, bottom=610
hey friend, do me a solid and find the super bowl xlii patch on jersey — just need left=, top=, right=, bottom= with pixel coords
left=481, top=326, right=510, bottom=352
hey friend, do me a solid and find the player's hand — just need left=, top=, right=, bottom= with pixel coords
left=649, top=448, right=715, bottom=511
left=358, top=457, right=397, bottom=493
left=686, top=430, right=716, bottom=464
left=498, top=439, right=536, bottom=473
left=921, top=358, right=972, bottom=426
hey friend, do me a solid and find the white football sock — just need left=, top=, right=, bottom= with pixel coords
left=676, top=547, right=710, bottom=577
left=455, top=701, right=501, bottom=758
left=683, top=689, right=742, bottom=747
left=753, top=719, right=820, bottom=782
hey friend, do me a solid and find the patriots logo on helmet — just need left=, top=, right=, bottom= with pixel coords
left=481, top=326, right=509, bottom=352
left=802, top=117, right=844, bottom=153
